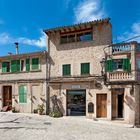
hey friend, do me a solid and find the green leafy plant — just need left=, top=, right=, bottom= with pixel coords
left=49, top=108, right=63, bottom=118
left=49, top=95, right=63, bottom=118
left=12, top=107, right=20, bottom=113
left=37, top=104, right=44, bottom=115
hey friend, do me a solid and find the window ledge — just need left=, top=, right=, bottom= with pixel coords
left=62, top=75, right=71, bottom=77
left=60, top=40, right=93, bottom=45
left=0, top=70, right=41, bottom=75
left=30, top=70, right=41, bottom=72
left=81, top=74, right=90, bottom=76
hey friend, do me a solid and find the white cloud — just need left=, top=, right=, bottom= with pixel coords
left=74, top=0, right=106, bottom=23
left=0, top=31, right=46, bottom=48
left=117, top=22, right=140, bottom=43
left=0, top=33, right=12, bottom=44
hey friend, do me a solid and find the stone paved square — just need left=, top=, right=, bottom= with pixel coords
left=0, top=112, right=140, bottom=140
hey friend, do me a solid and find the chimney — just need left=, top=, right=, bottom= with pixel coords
left=15, top=42, right=19, bottom=55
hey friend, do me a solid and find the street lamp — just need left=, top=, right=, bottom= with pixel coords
left=100, top=58, right=106, bottom=83
left=100, top=58, right=106, bottom=76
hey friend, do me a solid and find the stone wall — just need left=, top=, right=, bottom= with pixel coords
left=0, top=55, right=47, bottom=81
left=48, top=22, right=112, bottom=78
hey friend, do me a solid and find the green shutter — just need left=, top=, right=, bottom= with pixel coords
left=106, top=59, right=113, bottom=72
left=11, top=60, right=20, bottom=72
left=63, top=64, right=71, bottom=76
left=32, top=58, right=39, bottom=70
left=26, top=59, right=30, bottom=72
left=123, top=58, right=131, bottom=72
left=16, top=60, right=20, bottom=72
left=19, top=86, right=27, bottom=103
left=2, top=62, right=7, bottom=73
left=81, top=63, right=90, bottom=75
left=11, top=60, right=16, bottom=72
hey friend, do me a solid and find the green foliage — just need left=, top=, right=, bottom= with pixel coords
left=49, top=109, right=63, bottom=118
left=12, top=107, right=20, bottom=113
left=37, top=104, right=44, bottom=115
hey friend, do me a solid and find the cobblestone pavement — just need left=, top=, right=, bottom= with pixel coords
left=0, top=112, right=140, bottom=140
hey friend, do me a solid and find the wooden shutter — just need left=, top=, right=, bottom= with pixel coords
left=81, top=63, right=90, bottom=74
left=123, top=58, right=131, bottom=72
left=11, top=60, right=20, bottom=72
left=32, top=58, right=39, bottom=70
left=26, top=59, right=30, bottom=71
left=19, top=86, right=27, bottom=103
left=63, top=64, right=71, bottom=75
left=2, top=62, right=7, bottom=73
left=106, top=59, right=113, bottom=72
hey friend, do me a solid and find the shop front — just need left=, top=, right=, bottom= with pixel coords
left=66, top=90, right=86, bottom=116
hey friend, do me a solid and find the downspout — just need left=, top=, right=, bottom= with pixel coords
left=45, top=34, right=50, bottom=115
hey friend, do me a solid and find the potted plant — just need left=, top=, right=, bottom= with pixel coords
left=12, top=107, right=20, bottom=113
left=37, top=104, right=44, bottom=115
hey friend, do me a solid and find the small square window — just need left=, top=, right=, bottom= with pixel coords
left=63, top=64, right=71, bottom=76
left=81, top=63, right=90, bottom=75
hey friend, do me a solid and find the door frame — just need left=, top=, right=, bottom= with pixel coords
left=96, top=93, right=107, bottom=118
left=66, top=89, right=86, bottom=116
left=111, top=88, right=124, bottom=119
left=2, top=86, right=12, bottom=108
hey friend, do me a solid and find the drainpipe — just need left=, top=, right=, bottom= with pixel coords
left=44, top=35, right=50, bottom=115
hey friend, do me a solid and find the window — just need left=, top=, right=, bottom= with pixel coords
left=60, top=36, right=67, bottom=44
left=32, top=58, right=39, bottom=70
left=67, top=34, right=75, bottom=43
left=137, top=59, right=140, bottom=71
left=77, top=32, right=92, bottom=42
left=60, top=31, right=93, bottom=44
left=11, top=60, right=20, bottom=73
left=20, top=60, right=25, bottom=71
left=63, top=64, right=71, bottom=76
left=106, top=58, right=131, bottom=72
left=136, top=44, right=140, bottom=52
left=113, top=59, right=123, bottom=70
left=81, top=63, right=90, bottom=75
left=2, top=62, right=10, bottom=73
left=19, top=85, right=27, bottom=103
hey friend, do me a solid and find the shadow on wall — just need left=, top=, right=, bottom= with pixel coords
left=124, top=94, right=136, bottom=111
left=50, top=95, right=64, bottom=114
left=48, top=56, right=55, bottom=66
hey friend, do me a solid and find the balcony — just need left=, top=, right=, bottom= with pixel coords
left=112, top=44, right=131, bottom=54
left=107, top=71, right=135, bottom=82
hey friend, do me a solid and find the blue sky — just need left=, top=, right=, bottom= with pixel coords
left=0, top=0, right=140, bottom=56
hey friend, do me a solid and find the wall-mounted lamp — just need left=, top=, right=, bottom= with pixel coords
left=100, top=58, right=106, bottom=84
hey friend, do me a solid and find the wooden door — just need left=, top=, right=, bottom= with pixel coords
left=112, top=93, right=117, bottom=118
left=97, top=94, right=107, bottom=118
left=3, top=86, right=12, bottom=107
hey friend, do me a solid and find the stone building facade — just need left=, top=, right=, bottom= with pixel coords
left=44, top=18, right=140, bottom=126
left=0, top=51, right=47, bottom=113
